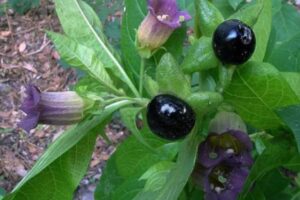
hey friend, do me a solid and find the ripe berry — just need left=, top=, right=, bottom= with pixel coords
left=146, top=94, right=196, bottom=140
left=212, top=19, right=256, bottom=65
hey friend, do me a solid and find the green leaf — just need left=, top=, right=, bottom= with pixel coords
left=4, top=100, right=133, bottom=200
left=156, top=53, right=191, bottom=98
left=115, top=133, right=178, bottom=179
left=240, top=138, right=298, bottom=199
left=181, top=37, right=219, bottom=73
left=144, top=74, right=159, bottom=97
left=243, top=188, right=266, bottom=200
left=251, top=0, right=272, bottom=61
left=227, top=2, right=263, bottom=27
left=267, top=34, right=300, bottom=72
left=276, top=104, right=300, bottom=152
left=228, top=0, right=243, bottom=10
left=224, top=61, right=299, bottom=129
left=272, top=2, right=300, bottom=44
left=112, top=178, right=145, bottom=200
left=54, top=0, right=139, bottom=97
left=187, top=92, right=223, bottom=115
left=139, top=161, right=175, bottom=192
left=94, top=128, right=178, bottom=200
left=8, top=0, right=40, bottom=14
left=48, top=32, right=122, bottom=96
left=257, top=169, right=289, bottom=198
left=195, top=0, right=224, bottom=37
left=121, top=0, right=146, bottom=83
left=120, top=107, right=154, bottom=150
left=145, top=131, right=201, bottom=200
left=75, top=76, right=109, bottom=101
left=282, top=72, right=300, bottom=99
left=212, top=0, right=235, bottom=18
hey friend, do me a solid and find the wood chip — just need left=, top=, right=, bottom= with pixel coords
left=18, top=42, right=27, bottom=53
left=22, top=63, right=37, bottom=73
left=0, top=31, right=12, bottom=37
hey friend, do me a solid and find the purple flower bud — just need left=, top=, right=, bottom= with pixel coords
left=137, top=0, right=191, bottom=56
left=193, top=112, right=253, bottom=200
left=19, top=85, right=92, bottom=133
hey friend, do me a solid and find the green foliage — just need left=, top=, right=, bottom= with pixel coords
left=48, top=32, right=122, bottom=96
left=54, top=0, right=138, bottom=97
left=228, top=0, right=243, bottom=10
left=85, top=0, right=123, bottom=48
left=94, top=128, right=179, bottom=200
left=5, top=0, right=300, bottom=199
left=277, top=105, right=300, bottom=152
left=133, top=131, right=201, bottom=200
left=8, top=0, right=40, bottom=14
left=224, top=61, right=299, bottom=130
left=227, top=2, right=263, bottom=27
left=267, top=34, right=300, bottom=72
left=181, top=37, right=219, bottom=73
left=156, top=53, right=191, bottom=98
left=240, top=138, right=300, bottom=199
left=121, top=0, right=146, bottom=82
left=265, top=1, right=300, bottom=72
left=251, top=0, right=272, bottom=61
left=282, top=72, right=300, bottom=99
left=195, top=0, right=224, bottom=37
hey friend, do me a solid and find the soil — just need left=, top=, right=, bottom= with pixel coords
left=0, top=1, right=126, bottom=199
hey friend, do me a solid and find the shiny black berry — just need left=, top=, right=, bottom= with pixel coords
left=212, top=19, right=256, bottom=65
left=146, top=94, right=196, bottom=140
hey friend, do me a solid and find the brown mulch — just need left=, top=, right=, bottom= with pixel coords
left=0, top=1, right=126, bottom=199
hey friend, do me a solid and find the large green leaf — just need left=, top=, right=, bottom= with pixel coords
left=120, top=107, right=153, bottom=150
left=227, top=2, right=263, bottom=27
left=240, top=138, right=300, bottom=199
left=271, top=2, right=300, bottom=44
left=121, top=0, right=146, bottom=82
left=267, top=34, right=300, bottom=72
left=282, top=72, right=300, bottom=99
left=133, top=130, right=201, bottom=200
left=94, top=128, right=178, bottom=200
left=139, top=161, right=175, bottom=192
left=195, top=0, right=224, bottom=37
left=156, top=53, right=191, bottom=98
left=3, top=100, right=133, bottom=200
left=115, top=134, right=178, bottom=179
left=228, top=0, right=243, bottom=10
left=251, top=0, right=272, bottom=61
left=276, top=104, right=300, bottom=152
left=48, top=32, right=122, bottom=96
left=54, top=0, right=139, bottom=97
left=75, top=76, right=110, bottom=101
left=181, top=37, right=219, bottom=73
left=224, top=61, right=299, bottom=130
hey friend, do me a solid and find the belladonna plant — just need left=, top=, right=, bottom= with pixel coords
left=193, top=112, right=253, bottom=200
left=18, top=85, right=93, bottom=133
left=137, top=0, right=191, bottom=57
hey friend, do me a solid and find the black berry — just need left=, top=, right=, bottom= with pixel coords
left=146, top=94, right=196, bottom=140
left=212, top=19, right=256, bottom=65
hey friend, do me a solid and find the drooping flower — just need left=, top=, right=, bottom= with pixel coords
left=193, top=112, right=253, bottom=200
left=137, top=0, right=191, bottom=57
left=18, top=85, right=93, bottom=133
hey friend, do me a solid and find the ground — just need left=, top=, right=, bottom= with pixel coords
left=0, top=1, right=125, bottom=199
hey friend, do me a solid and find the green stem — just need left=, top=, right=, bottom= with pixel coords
left=139, top=59, right=146, bottom=95
left=104, top=97, right=149, bottom=107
